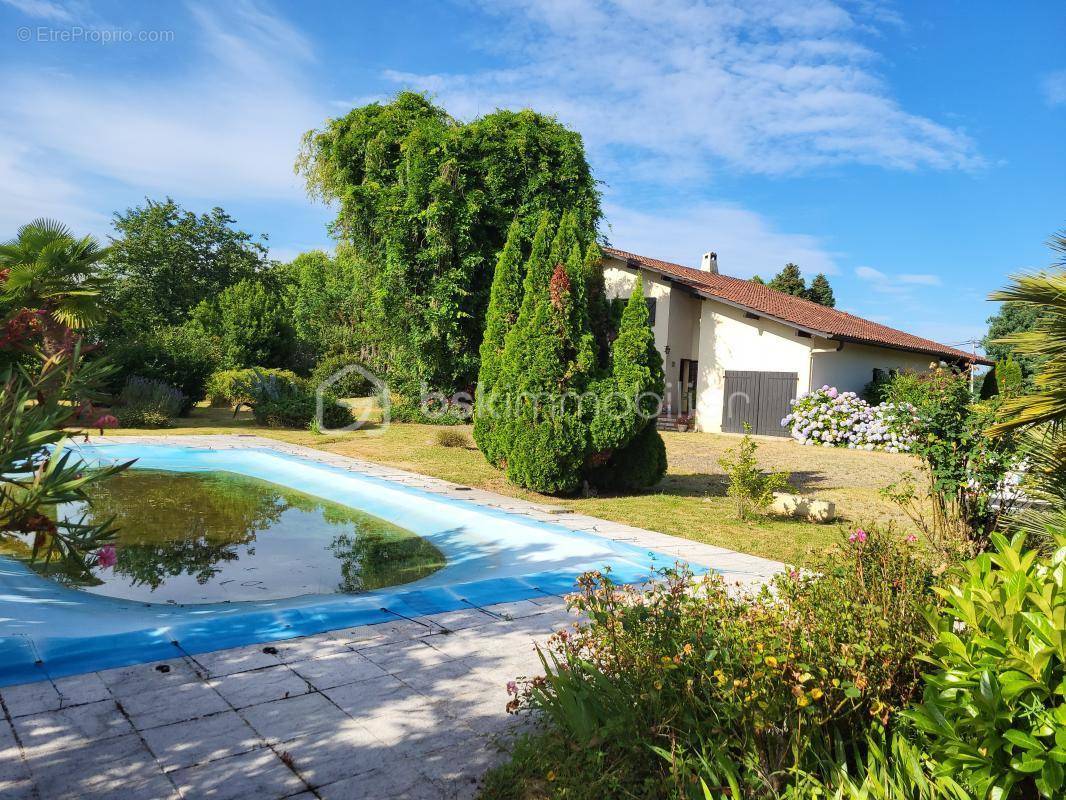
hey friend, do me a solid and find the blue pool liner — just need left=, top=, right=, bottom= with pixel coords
left=0, top=443, right=698, bottom=686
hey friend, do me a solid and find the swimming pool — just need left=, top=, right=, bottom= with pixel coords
left=0, top=442, right=686, bottom=686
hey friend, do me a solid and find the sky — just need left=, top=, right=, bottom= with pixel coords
left=2, top=0, right=1063, bottom=352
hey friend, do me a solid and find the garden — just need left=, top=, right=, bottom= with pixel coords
left=0, top=90, right=1063, bottom=799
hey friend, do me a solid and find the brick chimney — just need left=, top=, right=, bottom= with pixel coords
left=700, top=252, right=718, bottom=273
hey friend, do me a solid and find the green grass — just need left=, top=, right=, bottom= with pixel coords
left=104, top=405, right=923, bottom=567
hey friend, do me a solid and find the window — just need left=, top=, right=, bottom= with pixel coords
left=645, top=297, right=657, bottom=326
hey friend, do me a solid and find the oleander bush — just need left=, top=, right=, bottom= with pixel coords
left=205, top=367, right=302, bottom=408
left=490, top=526, right=945, bottom=799
left=784, top=385, right=918, bottom=452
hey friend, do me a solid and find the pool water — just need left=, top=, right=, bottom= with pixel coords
left=32, top=470, right=446, bottom=603
left=0, top=443, right=696, bottom=685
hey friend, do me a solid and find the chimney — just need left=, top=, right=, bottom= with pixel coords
left=700, top=251, right=718, bottom=273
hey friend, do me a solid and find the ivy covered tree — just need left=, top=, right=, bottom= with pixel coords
left=476, top=214, right=666, bottom=494
left=805, top=273, right=836, bottom=307
left=297, top=92, right=601, bottom=397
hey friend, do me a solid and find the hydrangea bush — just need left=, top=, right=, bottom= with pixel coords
left=782, top=385, right=918, bottom=452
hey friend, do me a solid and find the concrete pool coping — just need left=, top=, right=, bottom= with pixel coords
left=0, top=435, right=785, bottom=799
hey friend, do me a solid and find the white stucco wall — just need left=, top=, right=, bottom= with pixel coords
left=694, top=301, right=813, bottom=433
left=810, top=342, right=936, bottom=396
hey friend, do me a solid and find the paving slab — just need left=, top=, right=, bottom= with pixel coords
left=140, top=709, right=264, bottom=772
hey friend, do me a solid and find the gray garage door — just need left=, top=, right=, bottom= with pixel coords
left=721, top=371, right=797, bottom=436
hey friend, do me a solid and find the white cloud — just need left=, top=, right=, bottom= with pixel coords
left=384, top=0, right=982, bottom=183
left=3, top=0, right=324, bottom=216
left=605, top=201, right=839, bottom=278
left=855, top=264, right=941, bottom=293
left=1042, top=70, right=1066, bottom=107
left=1, top=0, right=79, bottom=22
left=0, top=135, right=110, bottom=236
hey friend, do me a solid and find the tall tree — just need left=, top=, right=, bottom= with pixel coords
left=103, top=198, right=268, bottom=336
left=768, top=263, right=806, bottom=297
left=750, top=275, right=766, bottom=285
left=805, top=273, right=836, bottom=307
left=982, top=301, right=1046, bottom=386
left=473, top=220, right=529, bottom=466
left=297, top=92, right=601, bottom=396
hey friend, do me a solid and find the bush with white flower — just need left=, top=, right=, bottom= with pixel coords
left=782, top=385, right=919, bottom=452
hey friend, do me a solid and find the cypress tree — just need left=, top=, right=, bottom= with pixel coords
left=480, top=219, right=667, bottom=494
left=473, top=221, right=525, bottom=464
left=806, top=273, right=836, bottom=307
left=768, top=263, right=806, bottom=297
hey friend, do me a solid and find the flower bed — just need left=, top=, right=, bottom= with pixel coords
left=782, top=385, right=918, bottom=452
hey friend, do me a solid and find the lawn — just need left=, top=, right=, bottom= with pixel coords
left=105, top=406, right=923, bottom=567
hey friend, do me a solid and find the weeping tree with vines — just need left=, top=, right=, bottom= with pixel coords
left=296, top=92, right=602, bottom=399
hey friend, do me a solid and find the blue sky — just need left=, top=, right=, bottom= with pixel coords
left=2, top=0, right=1063, bottom=350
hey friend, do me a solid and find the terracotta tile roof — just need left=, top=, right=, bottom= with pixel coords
left=603, top=247, right=991, bottom=365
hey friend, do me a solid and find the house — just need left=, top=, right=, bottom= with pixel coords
left=602, top=247, right=992, bottom=436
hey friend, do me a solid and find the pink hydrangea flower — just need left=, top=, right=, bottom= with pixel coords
left=506, top=680, right=518, bottom=695
left=848, top=528, right=868, bottom=544
left=96, top=544, right=117, bottom=568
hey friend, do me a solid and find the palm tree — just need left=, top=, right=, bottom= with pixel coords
left=0, top=218, right=111, bottom=335
left=986, top=230, right=1066, bottom=544
left=986, top=232, right=1066, bottom=434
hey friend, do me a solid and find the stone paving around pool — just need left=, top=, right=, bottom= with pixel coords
left=0, top=435, right=784, bottom=799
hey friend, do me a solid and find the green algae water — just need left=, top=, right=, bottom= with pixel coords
left=25, top=470, right=446, bottom=604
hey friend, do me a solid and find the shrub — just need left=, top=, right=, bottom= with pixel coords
left=392, top=393, right=472, bottom=425
left=904, top=531, right=1065, bottom=799
left=717, top=430, right=791, bottom=519
left=503, top=526, right=943, bottom=798
left=115, top=406, right=173, bottom=428
left=116, top=376, right=186, bottom=428
left=784, top=385, right=918, bottom=452
left=108, top=324, right=219, bottom=413
left=308, top=354, right=374, bottom=398
left=434, top=428, right=471, bottom=448
left=886, top=366, right=1020, bottom=546
left=205, top=368, right=302, bottom=408
left=242, top=374, right=351, bottom=430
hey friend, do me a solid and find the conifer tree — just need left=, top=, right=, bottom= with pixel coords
left=805, top=273, right=836, bottom=307
left=479, top=217, right=667, bottom=494
left=768, top=263, right=806, bottom=296
left=473, top=221, right=525, bottom=464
